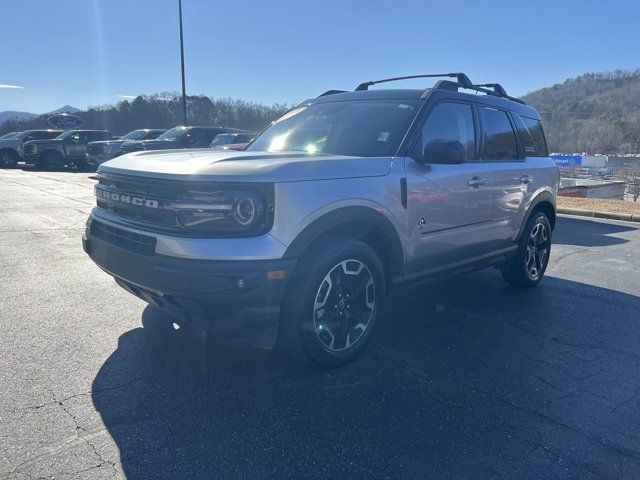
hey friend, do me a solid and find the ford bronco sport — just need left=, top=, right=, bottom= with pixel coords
left=83, top=73, right=558, bottom=367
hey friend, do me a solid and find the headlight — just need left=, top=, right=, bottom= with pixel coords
left=174, top=187, right=274, bottom=236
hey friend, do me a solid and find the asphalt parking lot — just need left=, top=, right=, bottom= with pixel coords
left=1, top=169, right=640, bottom=480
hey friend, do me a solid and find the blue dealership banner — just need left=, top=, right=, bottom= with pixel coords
left=551, top=155, right=582, bottom=167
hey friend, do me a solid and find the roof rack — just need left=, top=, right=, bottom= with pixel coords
left=467, top=83, right=526, bottom=104
left=355, top=73, right=473, bottom=91
left=352, top=72, right=526, bottom=105
left=317, top=89, right=347, bottom=97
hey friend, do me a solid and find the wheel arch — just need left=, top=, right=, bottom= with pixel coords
left=283, top=206, right=404, bottom=289
left=517, top=191, right=556, bottom=241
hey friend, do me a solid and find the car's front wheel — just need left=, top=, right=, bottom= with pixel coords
left=501, top=211, right=552, bottom=288
left=0, top=150, right=18, bottom=168
left=280, top=237, right=385, bottom=367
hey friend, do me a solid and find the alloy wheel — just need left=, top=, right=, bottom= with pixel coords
left=526, top=223, right=549, bottom=280
left=313, top=259, right=376, bottom=352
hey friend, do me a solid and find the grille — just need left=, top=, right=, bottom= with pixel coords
left=96, top=174, right=185, bottom=229
left=24, top=144, right=37, bottom=154
left=91, top=220, right=157, bottom=256
left=87, top=144, right=105, bottom=155
left=95, top=173, right=274, bottom=238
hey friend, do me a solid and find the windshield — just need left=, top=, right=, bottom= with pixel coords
left=210, top=134, right=235, bottom=146
left=0, top=132, right=18, bottom=139
left=157, top=127, right=187, bottom=140
left=55, top=130, right=77, bottom=139
left=121, top=130, right=148, bottom=140
left=247, top=100, right=419, bottom=157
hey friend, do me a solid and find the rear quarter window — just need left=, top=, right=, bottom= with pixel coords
left=514, top=114, right=548, bottom=157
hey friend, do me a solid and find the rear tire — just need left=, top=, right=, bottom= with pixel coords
left=501, top=211, right=552, bottom=288
left=0, top=150, right=18, bottom=168
left=279, top=237, right=385, bottom=367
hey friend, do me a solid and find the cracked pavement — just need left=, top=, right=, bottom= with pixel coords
left=1, top=169, right=640, bottom=479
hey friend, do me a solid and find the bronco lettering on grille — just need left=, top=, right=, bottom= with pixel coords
left=95, top=187, right=159, bottom=208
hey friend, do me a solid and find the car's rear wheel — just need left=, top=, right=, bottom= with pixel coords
left=0, top=150, right=18, bottom=168
left=41, top=151, right=63, bottom=170
left=501, top=211, right=552, bottom=288
left=279, top=237, right=385, bottom=367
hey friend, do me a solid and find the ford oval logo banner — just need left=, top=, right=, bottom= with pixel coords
left=48, top=113, right=84, bottom=129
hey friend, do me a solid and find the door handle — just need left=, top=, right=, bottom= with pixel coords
left=520, top=174, right=533, bottom=184
left=467, top=176, right=488, bottom=187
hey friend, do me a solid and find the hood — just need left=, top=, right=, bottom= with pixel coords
left=0, top=138, right=20, bottom=148
left=99, top=149, right=393, bottom=183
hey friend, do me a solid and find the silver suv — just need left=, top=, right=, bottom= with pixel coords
left=83, top=73, right=558, bottom=367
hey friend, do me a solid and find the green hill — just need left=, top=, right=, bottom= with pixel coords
left=520, top=69, right=640, bottom=154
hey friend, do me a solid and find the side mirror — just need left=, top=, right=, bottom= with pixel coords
left=422, top=139, right=466, bottom=164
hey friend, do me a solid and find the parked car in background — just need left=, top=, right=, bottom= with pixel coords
left=0, top=132, right=20, bottom=140
left=0, top=129, right=63, bottom=168
left=119, top=126, right=238, bottom=154
left=210, top=132, right=257, bottom=150
left=23, top=130, right=113, bottom=169
left=86, top=129, right=166, bottom=168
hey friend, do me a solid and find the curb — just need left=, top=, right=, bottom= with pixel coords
left=557, top=207, right=640, bottom=223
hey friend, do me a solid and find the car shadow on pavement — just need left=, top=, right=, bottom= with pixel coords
left=92, top=271, right=640, bottom=479
left=555, top=215, right=638, bottom=247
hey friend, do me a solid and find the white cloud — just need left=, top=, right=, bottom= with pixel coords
left=0, top=84, right=25, bottom=89
left=117, top=94, right=137, bottom=100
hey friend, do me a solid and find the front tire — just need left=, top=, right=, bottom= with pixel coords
left=0, top=150, right=18, bottom=168
left=280, top=237, right=385, bottom=367
left=501, top=211, right=552, bottom=288
left=41, top=150, right=63, bottom=170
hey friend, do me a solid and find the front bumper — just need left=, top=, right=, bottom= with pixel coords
left=83, top=219, right=296, bottom=349
left=23, top=153, right=40, bottom=164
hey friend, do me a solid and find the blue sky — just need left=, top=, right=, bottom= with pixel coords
left=3, top=0, right=640, bottom=113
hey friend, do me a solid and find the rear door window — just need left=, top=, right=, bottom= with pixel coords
left=480, top=107, right=518, bottom=161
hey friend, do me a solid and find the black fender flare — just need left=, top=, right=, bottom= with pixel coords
left=283, top=206, right=405, bottom=277
left=516, top=191, right=557, bottom=241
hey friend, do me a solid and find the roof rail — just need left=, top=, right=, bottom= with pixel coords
left=355, top=73, right=473, bottom=91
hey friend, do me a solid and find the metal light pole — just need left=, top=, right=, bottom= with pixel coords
left=178, top=0, right=187, bottom=125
